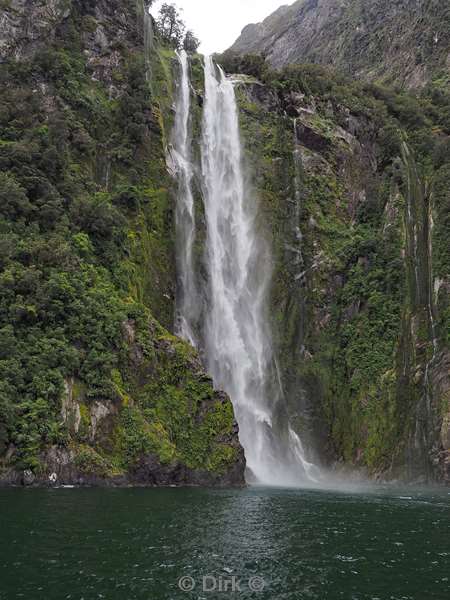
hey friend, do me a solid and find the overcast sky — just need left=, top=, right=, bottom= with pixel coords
left=150, top=0, right=291, bottom=55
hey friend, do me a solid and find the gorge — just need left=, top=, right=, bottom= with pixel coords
left=0, top=1, right=449, bottom=598
left=0, top=0, right=448, bottom=489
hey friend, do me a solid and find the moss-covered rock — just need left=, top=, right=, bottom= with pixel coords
left=230, top=61, right=450, bottom=482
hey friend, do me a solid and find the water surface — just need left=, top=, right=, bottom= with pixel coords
left=0, top=486, right=449, bottom=599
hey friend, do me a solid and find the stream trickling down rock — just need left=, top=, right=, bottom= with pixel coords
left=170, top=49, right=198, bottom=347
left=170, top=52, right=320, bottom=485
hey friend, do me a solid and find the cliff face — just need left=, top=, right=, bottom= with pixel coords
left=1, top=0, right=449, bottom=487
left=230, top=0, right=450, bottom=89
left=217, top=57, right=450, bottom=483
left=0, top=0, right=245, bottom=487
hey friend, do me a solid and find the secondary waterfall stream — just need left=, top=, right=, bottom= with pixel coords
left=170, top=50, right=198, bottom=346
left=171, top=52, right=320, bottom=486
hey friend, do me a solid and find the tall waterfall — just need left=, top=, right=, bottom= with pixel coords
left=172, top=54, right=320, bottom=486
left=200, top=57, right=319, bottom=486
left=170, top=50, right=198, bottom=346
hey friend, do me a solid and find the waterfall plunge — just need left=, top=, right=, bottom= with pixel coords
left=170, top=50, right=198, bottom=346
left=172, top=54, right=321, bottom=486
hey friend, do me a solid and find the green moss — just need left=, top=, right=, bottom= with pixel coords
left=111, top=369, right=132, bottom=406
left=96, top=318, right=236, bottom=473
left=74, top=444, right=104, bottom=473
left=232, top=55, right=450, bottom=476
left=73, top=444, right=119, bottom=477
left=207, top=445, right=237, bottom=474
left=76, top=403, right=91, bottom=441
left=113, top=405, right=176, bottom=468
left=71, top=379, right=85, bottom=401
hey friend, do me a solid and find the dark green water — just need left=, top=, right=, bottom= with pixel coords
left=0, top=486, right=449, bottom=600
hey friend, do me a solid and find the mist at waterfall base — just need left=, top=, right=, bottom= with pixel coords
left=169, top=52, right=352, bottom=489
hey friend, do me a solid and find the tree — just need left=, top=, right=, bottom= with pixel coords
left=156, top=3, right=186, bottom=49
left=183, top=30, right=200, bottom=54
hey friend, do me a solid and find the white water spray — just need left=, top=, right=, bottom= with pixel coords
left=199, top=57, right=320, bottom=486
left=170, top=50, right=198, bottom=346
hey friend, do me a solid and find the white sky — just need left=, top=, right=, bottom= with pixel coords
left=150, top=0, right=291, bottom=55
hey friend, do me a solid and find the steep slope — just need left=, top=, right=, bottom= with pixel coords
left=229, top=0, right=450, bottom=89
left=217, top=54, right=450, bottom=483
left=1, top=0, right=449, bottom=487
left=0, top=0, right=245, bottom=487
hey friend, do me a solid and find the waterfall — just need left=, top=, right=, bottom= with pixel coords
left=137, top=0, right=154, bottom=82
left=170, top=50, right=198, bottom=346
left=170, top=54, right=321, bottom=485
left=143, top=9, right=153, bottom=82
left=199, top=57, right=320, bottom=486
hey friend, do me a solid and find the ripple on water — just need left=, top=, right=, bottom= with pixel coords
left=0, top=486, right=448, bottom=600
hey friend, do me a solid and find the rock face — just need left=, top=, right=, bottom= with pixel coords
left=228, top=63, right=450, bottom=483
left=0, top=0, right=152, bottom=86
left=436, top=351, right=450, bottom=482
left=0, top=0, right=71, bottom=61
left=0, top=0, right=245, bottom=487
left=230, top=0, right=450, bottom=88
left=0, top=0, right=448, bottom=487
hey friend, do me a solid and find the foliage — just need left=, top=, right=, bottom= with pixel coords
left=183, top=30, right=200, bottom=54
left=0, top=2, right=236, bottom=480
left=156, top=3, right=186, bottom=49
left=74, top=444, right=114, bottom=477
left=231, top=50, right=450, bottom=475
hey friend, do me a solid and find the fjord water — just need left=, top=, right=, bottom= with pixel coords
left=172, top=55, right=319, bottom=486
left=0, top=487, right=449, bottom=600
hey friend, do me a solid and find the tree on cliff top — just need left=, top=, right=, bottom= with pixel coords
left=156, top=3, right=185, bottom=49
left=183, top=30, right=200, bottom=53
left=156, top=3, right=201, bottom=52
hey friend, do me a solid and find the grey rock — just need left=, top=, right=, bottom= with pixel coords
left=61, top=378, right=81, bottom=435
left=22, top=469, right=35, bottom=486
left=230, top=0, right=450, bottom=89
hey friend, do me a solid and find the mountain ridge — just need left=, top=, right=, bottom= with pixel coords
left=230, top=0, right=450, bottom=89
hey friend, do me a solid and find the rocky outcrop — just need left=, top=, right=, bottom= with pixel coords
left=1, top=320, right=246, bottom=488
left=0, top=0, right=71, bottom=61
left=0, top=0, right=154, bottom=88
left=0, top=445, right=246, bottom=488
left=230, top=0, right=450, bottom=89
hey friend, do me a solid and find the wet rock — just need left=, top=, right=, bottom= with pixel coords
left=241, top=81, right=279, bottom=112
left=0, top=0, right=71, bottom=62
left=22, top=470, right=35, bottom=486
left=90, top=401, right=114, bottom=442
left=436, top=350, right=450, bottom=484
left=61, top=378, right=82, bottom=434
left=295, top=121, right=331, bottom=154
